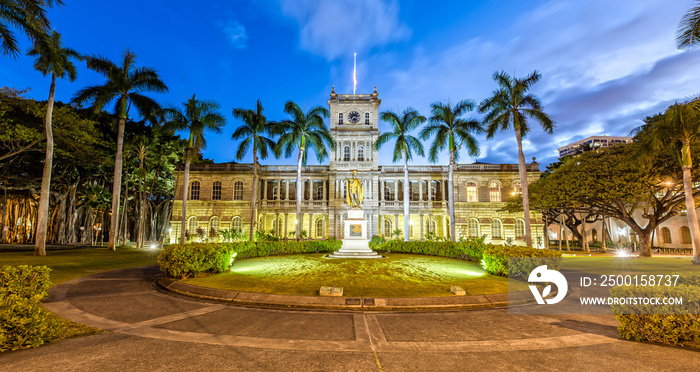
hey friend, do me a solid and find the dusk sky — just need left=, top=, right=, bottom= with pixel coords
left=3, top=0, right=700, bottom=168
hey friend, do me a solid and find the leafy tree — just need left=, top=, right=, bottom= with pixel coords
left=374, top=108, right=425, bottom=241
left=633, top=102, right=700, bottom=263
left=162, top=95, right=225, bottom=244
left=231, top=100, right=277, bottom=241
left=479, top=70, right=554, bottom=247
left=420, top=100, right=481, bottom=241
left=72, top=49, right=168, bottom=250
left=27, top=30, right=79, bottom=256
left=275, top=101, right=334, bottom=241
left=0, top=87, right=44, bottom=161
left=0, top=0, right=61, bottom=57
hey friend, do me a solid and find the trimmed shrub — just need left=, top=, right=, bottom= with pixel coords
left=482, top=245, right=562, bottom=279
left=610, top=274, right=700, bottom=347
left=1, top=265, right=63, bottom=352
left=374, top=239, right=488, bottom=261
left=159, top=240, right=343, bottom=279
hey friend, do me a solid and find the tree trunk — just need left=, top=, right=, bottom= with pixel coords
left=681, top=161, right=700, bottom=264
left=558, top=214, right=563, bottom=251
left=296, top=147, right=304, bottom=241
left=448, top=149, right=456, bottom=242
left=636, top=229, right=652, bottom=257
left=581, top=214, right=589, bottom=253
left=34, top=73, right=56, bottom=256
left=108, top=97, right=128, bottom=250
left=601, top=216, right=608, bottom=253
left=515, top=128, right=532, bottom=246
left=138, top=171, right=145, bottom=249
left=543, top=215, right=549, bottom=249
left=120, top=169, right=129, bottom=245
left=179, top=147, right=191, bottom=244
left=404, top=153, right=410, bottom=242
left=249, top=143, right=258, bottom=241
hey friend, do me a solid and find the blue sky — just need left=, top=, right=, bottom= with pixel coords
left=3, top=0, right=700, bottom=168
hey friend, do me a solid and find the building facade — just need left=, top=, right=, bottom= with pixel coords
left=557, top=136, right=633, bottom=157
left=170, top=87, right=543, bottom=245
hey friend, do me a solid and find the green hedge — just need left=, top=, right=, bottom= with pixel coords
left=611, top=274, right=700, bottom=347
left=1, top=265, right=63, bottom=352
left=374, top=240, right=561, bottom=277
left=159, top=240, right=342, bottom=279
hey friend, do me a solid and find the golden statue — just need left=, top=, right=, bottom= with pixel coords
left=346, top=170, right=364, bottom=208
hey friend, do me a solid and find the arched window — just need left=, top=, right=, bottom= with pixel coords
left=512, top=181, right=522, bottom=195
left=409, top=224, right=414, bottom=238
left=316, top=219, right=324, bottom=238
left=316, top=186, right=323, bottom=200
left=515, top=219, right=525, bottom=239
left=189, top=181, right=200, bottom=200
left=365, top=112, right=370, bottom=125
left=187, top=216, right=198, bottom=234
left=681, top=226, right=691, bottom=244
left=489, top=181, right=501, bottom=202
left=271, top=218, right=279, bottom=235
left=357, top=146, right=364, bottom=161
left=209, top=216, right=220, bottom=232
left=384, top=219, right=392, bottom=236
left=428, top=220, right=437, bottom=234
left=343, top=146, right=351, bottom=161
left=431, top=187, right=437, bottom=200
left=272, top=186, right=278, bottom=200
left=232, top=216, right=242, bottom=232
left=338, top=113, right=343, bottom=125
left=233, top=181, right=243, bottom=200
left=491, top=219, right=503, bottom=239
left=661, top=227, right=672, bottom=244
left=466, top=182, right=478, bottom=202
left=591, top=229, right=598, bottom=242
left=468, top=218, right=480, bottom=238
left=212, top=181, right=222, bottom=200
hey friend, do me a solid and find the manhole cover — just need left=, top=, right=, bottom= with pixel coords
left=345, top=298, right=361, bottom=305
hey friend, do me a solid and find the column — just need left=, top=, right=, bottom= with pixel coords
left=380, top=214, right=384, bottom=236
left=428, top=213, right=433, bottom=235
left=419, top=180, right=423, bottom=202
left=380, top=179, right=384, bottom=201
left=308, top=213, right=312, bottom=239
left=428, top=181, right=432, bottom=202
left=394, top=214, right=399, bottom=235
left=322, top=180, right=327, bottom=202
left=285, top=179, right=290, bottom=200
left=420, top=214, right=424, bottom=240
left=284, top=213, right=288, bottom=239
left=340, top=213, right=344, bottom=239
left=263, top=213, right=267, bottom=232
left=443, top=215, right=448, bottom=239
left=263, top=179, right=268, bottom=200
left=300, top=212, right=304, bottom=235
left=322, top=214, right=326, bottom=239
left=305, top=179, right=310, bottom=201
left=394, top=180, right=398, bottom=202
left=276, top=179, right=281, bottom=200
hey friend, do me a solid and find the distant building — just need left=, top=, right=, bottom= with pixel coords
left=557, top=136, right=632, bottom=157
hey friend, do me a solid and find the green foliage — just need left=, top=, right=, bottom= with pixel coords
left=0, top=265, right=63, bottom=352
left=369, top=235, right=385, bottom=250
left=611, top=275, right=700, bottom=346
left=481, top=245, right=562, bottom=279
left=219, top=228, right=247, bottom=243
left=374, top=239, right=489, bottom=262
left=159, top=240, right=343, bottom=279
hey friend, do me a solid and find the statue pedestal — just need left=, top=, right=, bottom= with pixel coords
left=328, top=209, right=383, bottom=259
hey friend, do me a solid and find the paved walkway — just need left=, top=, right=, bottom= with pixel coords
left=1, top=266, right=698, bottom=371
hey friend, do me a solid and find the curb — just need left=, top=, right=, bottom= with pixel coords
left=157, top=276, right=536, bottom=311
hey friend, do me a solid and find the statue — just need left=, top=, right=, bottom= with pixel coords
left=346, top=170, right=364, bottom=208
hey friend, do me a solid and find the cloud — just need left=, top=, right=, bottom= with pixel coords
left=221, top=20, right=248, bottom=49
left=277, top=0, right=410, bottom=60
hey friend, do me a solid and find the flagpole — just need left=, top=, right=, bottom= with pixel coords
left=353, top=53, right=357, bottom=95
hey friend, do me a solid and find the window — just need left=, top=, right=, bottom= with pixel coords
left=384, top=220, right=392, bottom=236
left=468, top=218, right=480, bottom=238
left=232, top=216, right=242, bottom=232
left=512, top=181, right=522, bottom=195
left=187, top=216, right=198, bottom=234
left=661, top=227, right=671, bottom=244
left=209, top=216, right=220, bottom=232
left=515, top=219, right=525, bottom=239
left=409, top=186, right=418, bottom=201
left=212, top=181, right=222, bottom=200
left=316, top=219, right=324, bottom=238
left=189, top=181, right=200, bottom=200
left=591, top=229, right=598, bottom=242
left=343, top=182, right=347, bottom=198
left=233, top=181, right=243, bottom=200
left=466, top=182, right=478, bottom=202
left=491, top=219, right=503, bottom=239
left=316, top=186, right=323, bottom=200
left=427, top=220, right=437, bottom=234
left=271, top=218, right=279, bottom=235
left=409, top=224, right=414, bottom=238
left=431, top=187, right=436, bottom=200
left=338, top=113, right=343, bottom=125
left=357, top=146, right=364, bottom=161
left=343, top=146, right=351, bottom=161
left=272, top=186, right=278, bottom=200
left=365, top=112, right=370, bottom=125
left=385, top=187, right=393, bottom=201
left=681, top=226, right=691, bottom=244
left=489, top=181, right=501, bottom=202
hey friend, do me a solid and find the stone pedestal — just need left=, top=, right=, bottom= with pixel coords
left=328, top=209, right=383, bottom=259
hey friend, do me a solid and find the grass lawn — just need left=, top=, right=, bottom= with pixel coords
left=561, top=255, right=700, bottom=275
left=0, top=246, right=158, bottom=343
left=185, top=253, right=529, bottom=297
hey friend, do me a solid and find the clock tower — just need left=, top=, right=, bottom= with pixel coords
left=328, top=85, right=381, bottom=171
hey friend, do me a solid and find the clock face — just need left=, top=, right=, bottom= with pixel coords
left=348, top=111, right=360, bottom=123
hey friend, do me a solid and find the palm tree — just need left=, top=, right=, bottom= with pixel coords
left=420, top=100, right=481, bottom=242
left=479, top=71, right=554, bottom=247
left=72, top=49, right=168, bottom=250
left=28, top=30, right=79, bottom=256
left=163, top=95, right=226, bottom=244
left=275, top=101, right=334, bottom=241
left=127, top=135, right=154, bottom=249
left=231, top=100, right=277, bottom=241
left=375, top=108, right=426, bottom=241
left=677, top=2, right=700, bottom=50
left=633, top=102, right=700, bottom=264
left=0, top=0, right=61, bottom=57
